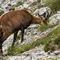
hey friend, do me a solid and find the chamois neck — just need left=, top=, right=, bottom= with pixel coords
left=32, top=16, right=42, bottom=24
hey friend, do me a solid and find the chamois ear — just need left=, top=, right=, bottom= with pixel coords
left=0, top=25, right=3, bottom=38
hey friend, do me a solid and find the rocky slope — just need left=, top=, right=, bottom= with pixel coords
left=0, top=0, right=60, bottom=60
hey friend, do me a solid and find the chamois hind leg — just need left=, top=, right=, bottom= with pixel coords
left=0, top=42, right=3, bottom=56
left=12, top=31, right=18, bottom=47
left=21, top=28, right=24, bottom=43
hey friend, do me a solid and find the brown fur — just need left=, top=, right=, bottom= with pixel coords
left=0, top=9, right=48, bottom=55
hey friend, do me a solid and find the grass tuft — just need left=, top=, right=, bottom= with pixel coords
left=8, top=25, right=60, bottom=55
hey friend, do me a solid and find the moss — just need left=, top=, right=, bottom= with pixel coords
left=38, top=24, right=55, bottom=32
left=15, top=2, right=23, bottom=7
left=0, top=10, right=4, bottom=16
left=44, top=26, right=60, bottom=52
left=54, top=37, right=60, bottom=45
left=42, top=0, right=60, bottom=13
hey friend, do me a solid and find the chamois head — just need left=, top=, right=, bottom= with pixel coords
left=32, top=16, right=48, bottom=25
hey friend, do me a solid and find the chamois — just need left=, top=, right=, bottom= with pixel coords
left=0, top=9, right=48, bottom=55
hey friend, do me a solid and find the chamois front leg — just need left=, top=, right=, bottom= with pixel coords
left=21, top=28, right=24, bottom=43
left=12, top=31, right=18, bottom=47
